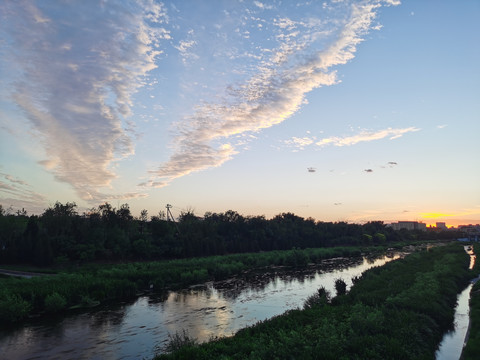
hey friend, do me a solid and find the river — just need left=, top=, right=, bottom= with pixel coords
left=435, top=245, right=477, bottom=360
left=0, top=253, right=402, bottom=360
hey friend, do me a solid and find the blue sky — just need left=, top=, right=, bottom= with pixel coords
left=1, top=0, right=479, bottom=226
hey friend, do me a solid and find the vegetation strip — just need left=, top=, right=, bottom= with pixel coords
left=155, top=244, right=475, bottom=359
left=0, top=246, right=372, bottom=325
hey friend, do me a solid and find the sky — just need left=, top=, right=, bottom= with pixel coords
left=1, top=0, right=479, bottom=227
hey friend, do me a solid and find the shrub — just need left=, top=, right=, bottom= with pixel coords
left=162, top=330, right=197, bottom=354
left=0, top=293, right=31, bottom=323
left=304, top=286, right=330, bottom=309
left=44, top=292, right=67, bottom=313
left=335, top=278, right=347, bottom=296
left=285, top=248, right=309, bottom=267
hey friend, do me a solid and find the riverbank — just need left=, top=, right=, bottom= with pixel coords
left=156, top=243, right=475, bottom=359
left=0, top=245, right=383, bottom=326
left=0, top=252, right=404, bottom=360
left=463, top=281, right=480, bottom=359
left=0, top=241, right=452, bottom=327
left=461, top=244, right=480, bottom=359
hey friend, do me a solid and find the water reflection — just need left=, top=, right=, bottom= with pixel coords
left=436, top=284, right=472, bottom=360
left=465, top=246, right=476, bottom=270
left=0, top=253, right=403, bottom=360
left=436, top=245, right=477, bottom=360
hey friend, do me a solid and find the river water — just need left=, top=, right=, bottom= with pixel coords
left=0, top=253, right=402, bottom=360
left=435, top=245, right=477, bottom=360
left=435, top=283, right=473, bottom=360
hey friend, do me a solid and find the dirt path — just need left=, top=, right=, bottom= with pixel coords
left=0, top=268, right=54, bottom=278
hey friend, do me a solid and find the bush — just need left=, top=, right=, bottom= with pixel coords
left=162, top=330, right=197, bottom=354
left=0, top=293, right=31, bottom=323
left=304, top=286, right=330, bottom=309
left=44, top=292, right=67, bottom=313
left=335, top=278, right=347, bottom=296
left=285, top=248, right=309, bottom=267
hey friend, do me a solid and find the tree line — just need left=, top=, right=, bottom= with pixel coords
left=0, top=202, right=461, bottom=266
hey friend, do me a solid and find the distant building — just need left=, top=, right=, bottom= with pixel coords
left=458, top=224, right=480, bottom=242
left=436, top=222, right=447, bottom=230
left=389, top=221, right=427, bottom=231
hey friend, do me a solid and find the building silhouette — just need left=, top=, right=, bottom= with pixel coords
left=389, top=221, right=427, bottom=231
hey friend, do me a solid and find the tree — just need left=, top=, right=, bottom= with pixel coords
left=139, top=209, right=148, bottom=234
left=132, top=238, right=152, bottom=259
left=43, top=201, right=77, bottom=217
left=34, top=235, right=54, bottom=266
left=373, top=232, right=386, bottom=244
left=152, top=210, right=166, bottom=221
left=178, top=209, right=197, bottom=223
left=139, top=209, right=148, bottom=222
left=16, top=208, right=27, bottom=216
left=99, top=203, right=115, bottom=222
left=117, top=204, right=133, bottom=222
left=362, top=221, right=385, bottom=235
left=223, top=210, right=244, bottom=223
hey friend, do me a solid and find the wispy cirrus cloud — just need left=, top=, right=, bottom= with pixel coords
left=254, top=1, right=274, bottom=10
left=175, top=30, right=198, bottom=65
left=284, top=136, right=316, bottom=151
left=1, top=0, right=168, bottom=203
left=148, top=0, right=400, bottom=187
left=315, top=127, right=420, bottom=147
left=0, top=172, right=47, bottom=213
left=284, top=127, right=419, bottom=151
left=4, top=175, right=28, bottom=186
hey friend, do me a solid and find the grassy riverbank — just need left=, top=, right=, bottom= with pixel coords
left=155, top=243, right=475, bottom=359
left=463, top=280, right=480, bottom=359
left=462, top=244, right=480, bottom=360
left=1, top=246, right=376, bottom=325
